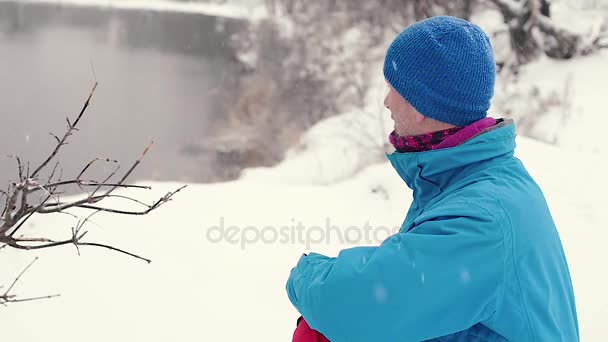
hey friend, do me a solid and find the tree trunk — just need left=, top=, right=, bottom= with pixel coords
left=509, top=19, right=543, bottom=65
left=490, top=0, right=606, bottom=70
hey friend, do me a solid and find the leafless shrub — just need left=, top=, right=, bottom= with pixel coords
left=0, top=82, right=185, bottom=304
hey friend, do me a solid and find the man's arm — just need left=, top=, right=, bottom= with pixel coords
left=286, top=202, right=505, bottom=341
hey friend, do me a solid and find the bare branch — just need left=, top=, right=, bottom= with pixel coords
left=103, top=141, right=154, bottom=197
left=91, top=160, right=121, bottom=197
left=2, top=294, right=60, bottom=305
left=47, top=162, right=60, bottom=183
left=76, top=157, right=119, bottom=182
left=7, top=194, right=52, bottom=238
left=31, top=180, right=150, bottom=193
left=49, top=132, right=61, bottom=145
left=38, top=184, right=186, bottom=215
left=7, top=238, right=151, bottom=264
left=3, top=184, right=20, bottom=230
left=90, top=59, right=98, bottom=83
left=91, top=194, right=154, bottom=207
left=1, top=81, right=185, bottom=305
left=47, top=165, right=63, bottom=195
left=4, top=257, right=38, bottom=295
left=30, top=82, right=98, bottom=178
left=0, top=189, right=8, bottom=218
left=78, top=242, right=151, bottom=263
left=1, top=257, right=60, bottom=306
left=35, top=196, right=97, bottom=214
left=8, top=155, right=24, bottom=182
left=12, top=237, right=55, bottom=243
left=8, top=209, right=39, bottom=238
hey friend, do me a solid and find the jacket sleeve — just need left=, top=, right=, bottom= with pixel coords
left=286, top=202, right=505, bottom=341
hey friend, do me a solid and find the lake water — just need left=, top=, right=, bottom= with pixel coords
left=0, top=1, right=248, bottom=186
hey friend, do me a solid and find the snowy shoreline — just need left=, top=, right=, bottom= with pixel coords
left=0, top=0, right=266, bottom=19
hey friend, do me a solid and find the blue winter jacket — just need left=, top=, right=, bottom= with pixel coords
left=286, top=120, right=579, bottom=341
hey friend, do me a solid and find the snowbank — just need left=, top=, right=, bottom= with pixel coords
left=503, top=50, right=608, bottom=155
left=241, top=68, right=392, bottom=185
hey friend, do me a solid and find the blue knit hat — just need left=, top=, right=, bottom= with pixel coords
left=383, top=16, right=496, bottom=127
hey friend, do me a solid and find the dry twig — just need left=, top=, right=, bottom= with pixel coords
left=0, top=257, right=60, bottom=306
left=0, top=82, right=186, bottom=304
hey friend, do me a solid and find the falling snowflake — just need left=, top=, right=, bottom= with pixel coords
left=460, top=269, right=471, bottom=284
left=373, top=284, right=388, bottom=304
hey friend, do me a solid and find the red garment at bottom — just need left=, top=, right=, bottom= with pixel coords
left=292, top=318, right=330, bottom=342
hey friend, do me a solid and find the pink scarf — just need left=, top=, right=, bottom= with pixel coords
left=389, top=117, right=497, bottom=152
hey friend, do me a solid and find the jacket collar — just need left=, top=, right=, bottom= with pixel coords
left=386, top=119, right=515, bottom=206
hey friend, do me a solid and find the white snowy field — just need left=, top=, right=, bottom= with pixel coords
left=0, top=131, right=605, bottom=341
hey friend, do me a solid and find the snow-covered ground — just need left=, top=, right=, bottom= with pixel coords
left=0, top=134, right=605, bottom=341
left=1, top=1, right=607, bottom=341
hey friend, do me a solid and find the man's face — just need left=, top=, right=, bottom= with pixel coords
left=384, top=84, right=421, bottom=137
